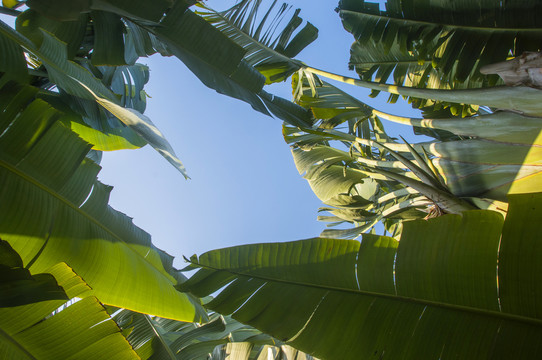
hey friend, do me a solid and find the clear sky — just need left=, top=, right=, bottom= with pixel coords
left=97, top=1, right=420, bottom=267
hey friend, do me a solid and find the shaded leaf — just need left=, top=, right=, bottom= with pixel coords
left=0, top=239, right=68, bottom=307
left=0, top=261, right=139, bottom=359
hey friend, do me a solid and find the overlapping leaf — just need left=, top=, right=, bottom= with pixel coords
left=337, top=0, right=542, bottom=111
left=146, top=1, right=313, bottom=128
left=287, top=71, right=541, bottom=237
left=1, top=17, right=196, bottom=174
left=0, top=240, right=68, bottom=307
left=180, top=193, right=542, bottom=359
left=112, top=308, right=316, bottom=360
left=0, top=81, right=205, bottom=321
left=197, top=0, right=318, bottom=84
left=0, top=259, right=138, bottom=359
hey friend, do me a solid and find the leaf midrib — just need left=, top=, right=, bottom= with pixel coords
left=0, top=327, right=37, bottom=360
left=340, top=9, right=542, bottom=33
left=0, top=158, right=173, bottom=281
left=190, top=260, right=542, bottom=327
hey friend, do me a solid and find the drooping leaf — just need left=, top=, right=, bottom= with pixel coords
left=77, top=80, right=189, bottom=178
left=180, top=193, right=542, bottom=359
left=90, top=10, right=126, bottom=65
left=147, top=2, right=313, bottom=128
left=0, top=81, right=205, bottom=321
left=39, top=90, right=148, bottom=151
left=197, top=0, right=318, bottom=84
left=337, top=0, right=542, bottom=111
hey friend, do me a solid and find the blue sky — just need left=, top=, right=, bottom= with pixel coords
left=98, top=1, right=420, bottom=267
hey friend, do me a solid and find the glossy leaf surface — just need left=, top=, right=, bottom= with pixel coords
left=0, top=81, right=204, bottom=321
left=181, top=193, right=542, bottom=359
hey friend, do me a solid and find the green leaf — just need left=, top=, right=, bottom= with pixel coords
left=40, top=91, right=148, bottom=151
left=338, top=0, right=542, bottom=110
left=113, top=309, right=308, bottom=360
left=180, top=193, right=542, bottom=359
left=147, top=2, right=313, bottom=128
left=429, top=139, right=542, bottom=201
left=26, top=0, right=91, bottom=21
left=149, top=3, right=271, bottom=115
left=0, top=21, right=28, bottom=82
left=76, top=80, right=189, bottom=178
left=27, top=0, right=171, bottom=22
left=0, top=22, right=117, bottom=102
left=197, top=0, right=318, bottom=84
left=0, top=81, right=204, bottom=321
left=90, top=10, right=126, bottom=66
left=16, top=9, right=88, bottom=59
left=0, top=261, right=139, bottom=359
left=0, top=240, right=68, bottom=307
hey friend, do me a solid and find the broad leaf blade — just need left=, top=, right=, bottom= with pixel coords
left=0, top=262, right=138, bottom=359
left=180, top=193, right=542, bottom=359
left=0, top=240, right=68, bottom=307
left=0, top=82, right=204, bottom=321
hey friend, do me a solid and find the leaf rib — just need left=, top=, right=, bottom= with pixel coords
left=187, top=258, right=542, bottom=328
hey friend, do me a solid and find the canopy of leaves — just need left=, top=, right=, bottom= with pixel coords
left=180, top=193, right=542, bottom=359
left=337, top=0, right=542, bottom=112
left=0, top=80, right=205, bottom=321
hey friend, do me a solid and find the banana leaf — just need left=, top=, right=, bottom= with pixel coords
left=0, top=239, right=68, bottom=307
left=0, top=81, right=205, bottom=322
left=148, top=2, right=313, bottom=128
left=180, top=192, right=542, bottom=359
left=0, top=260, right=139, bottom=359
left=287, top=72, right=542, bottom=237
left=337, top=0, right=542, bottom=111
left=197, top=0, right=318, bottom=84
left=112, top=308, right=315, bottom=360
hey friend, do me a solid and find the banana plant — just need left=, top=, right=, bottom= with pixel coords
left=285, top=70, right=542, bottom=237
left=0, top=244, right=139, bottom=359
left=111, top=308, right=317, bottom=359
left=1, top=0, right=318, bottom=172
left=179, top=192, right=542, bottom=360
left=0, top=80, right=206, bottom=322
left=0, top=5, right=193, bottom=176
left=336, top=0, right=542, bottom=114
left=195, top=0, right=318, bottom=85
